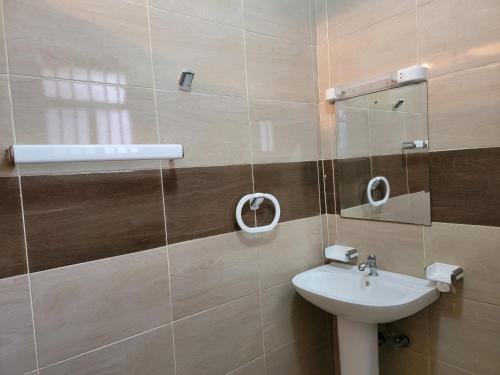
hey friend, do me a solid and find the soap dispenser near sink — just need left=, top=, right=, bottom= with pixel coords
left=292, top=245, right=463, bottom=375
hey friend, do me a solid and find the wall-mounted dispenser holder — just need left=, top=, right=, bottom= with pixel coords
left=178, top=71, right=195, bottom=91
left=236, top=193, right=280, bottom=234
left=325, top=245, right=359, bottom=263
left=425, top=263, right=464, bottom=292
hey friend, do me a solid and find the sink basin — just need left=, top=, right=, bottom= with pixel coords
left=292, top=263, right=440, bottom=375
left=292, top=263, right=439, bottom=323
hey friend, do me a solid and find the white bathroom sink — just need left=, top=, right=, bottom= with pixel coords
left=292, top=263, right=439, bottom=324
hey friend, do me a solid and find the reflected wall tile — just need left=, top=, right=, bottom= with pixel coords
left=0, top=177, right=26, bottom=279
left=243, top=0, right=312, bottom=44
left=0, top=275, right=37, bottom=375
left=369, top=111, right=405, bottom=156
left=327, top=0, right=415, bottom=40
left=428, top=64, right=500, bottom=151
left=149, top=0, right=244, bottom=27
left=265, top=329, right=330, bottom=375
left=335, top=106, right=369, bottom=159
left=22, top=170, right=166, bottom=272
left=168, top=231, right=259, bottom=320
left=4, top=0, right=153, bottom=87
left=227, top=357, right=266, bottom=375
left=337, top=217, right=425, bottom=277
left=245, top=32, right=315, bottom=103
left=261, top=282, right=326, bottom=352
left=429, top=294, right=500, bottom=375
left=39, top=325, right=175, bottom=375
left=157, top=91, right=251, bottom=168
left=31, top=248, right=172, bottom=367
left=418, top=0, right=500, bottom=77
left=425, top=222, right=500, bottom=306
left=258, top=216, right=323, bottom=289
left=10, top=75, right=159, bottom=173
left=173, top=294, right=263, bottom=375
left=0, top=76, right=16, bottom=176
left=150, top=9, right=246, bottom=97
left=333, top=11, right=417, bottom=86
left=249, top=99, right=317, bottom=164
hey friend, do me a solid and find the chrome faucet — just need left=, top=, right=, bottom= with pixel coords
left=358, top=254, right=378, bottom=276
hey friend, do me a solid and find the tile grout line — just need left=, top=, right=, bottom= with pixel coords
left=241, top=1, right=266, bottom=371
left=145, top=2, right=177, bottom=375
left=323, top=0, right=339, bottom=241
left=38, top=323, right=173, bottom=372
left=0, top=0, right=40, bottom=371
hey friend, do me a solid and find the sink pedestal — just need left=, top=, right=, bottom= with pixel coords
left=337, top=317, right=379, bottom=375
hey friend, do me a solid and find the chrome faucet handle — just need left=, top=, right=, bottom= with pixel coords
left=358, top=254, right=378, bottom=276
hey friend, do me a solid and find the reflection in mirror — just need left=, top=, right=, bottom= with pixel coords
left=335, top=82, right=431, bottom=225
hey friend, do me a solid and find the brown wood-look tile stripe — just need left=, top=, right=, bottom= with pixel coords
left=322, top=160, right=335, bottom=215
left=319, top=161, right=326, bottom=215
left=22, top=170, right=166, bottom=272
left=407, top=152, right=430, bottom=193
left=253, top=161, right=320, bottom=225
left=163, top=165, right=254, bottom=244
left=371, top=154, right=408, bottom=199
left=0, top=177, right=27, bottom=278
left=430, top=147, right=500, bottom=227
left=334, top=157, right=371, bottom=212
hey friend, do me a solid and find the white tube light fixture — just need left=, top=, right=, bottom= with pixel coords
left=6, top=144, right=184, bottom=165
left=325, top=66, right=428, bottom=103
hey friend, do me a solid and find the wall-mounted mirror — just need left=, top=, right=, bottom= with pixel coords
left=335, top=82, right=430, bottom=225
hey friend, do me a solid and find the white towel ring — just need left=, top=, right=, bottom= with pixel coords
left=236, top=193, right=281, bottom=234
left=367, top=176, right=390, bottom=207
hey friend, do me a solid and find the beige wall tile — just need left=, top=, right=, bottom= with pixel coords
left=150, top=9, right=246, bottom=97
left=261, top=282, right=326, bottom=352
left=4, top=0, right=153, bottom=87
left=337, top=217, right=425, bottom=277
left=249, top=99, right=317, bottom=164
left=327, top=0, right=415, bottom=40
left=429, top=294, right=500, bottom=375
left=332, top=11, right=417, bottom=86
left=31, top=248, right=171, bottom=366
left=174, top=293, right=263, bottom=375
left=157, top=90, right=251, bottom=168
left=265, top=329, right=330, bottom=375
left=317, top=45, right=331, bottom=102
left=385, top=307, right=429, bottom=356
left=258, top=216, right=324, bottom=289
left=379, top=346, right=429, bottom=375
left=369, top=110, right=405, bottom=156
left=0, top=275, right=37, bottom=375
left=39, top=325, right=175, bottom=375
left=335, top=106, right=369, bottom=158
left=10, top=75, right=159, bottom=174
left=243, top=0, right=312, bottom=44
left=245, top=32, right=315, bottom=103
left=169, top=231, right=259, bottom=320
left=326, top=214, right=338, bottom=246
left=425, top=222, right=500, bottom=306
left=430, top=360, right=477, bottom=375
left=319, top=118, right=334, bottom=161
left=0, top=5, right=6, bottom=74
left=428, top=64, right=500, bottom=151
left=418, top=0, right=500, bottom=77
left=0, top=76, right=16, bottom=177
left=226, top=357, right=265, bottom=375
left=315, top=0, right=328, bottom=46
left=149, top=0, right=244, bottom=27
